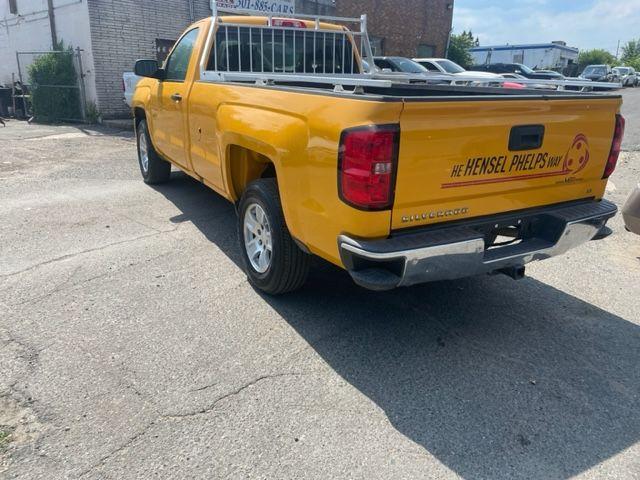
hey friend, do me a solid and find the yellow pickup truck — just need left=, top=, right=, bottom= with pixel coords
left=130, top=10, right=624, bottom=294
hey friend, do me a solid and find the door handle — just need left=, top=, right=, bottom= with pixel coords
left=509, top=125, right=545, bottom=151
left=170, top=93, right=182, bottom=102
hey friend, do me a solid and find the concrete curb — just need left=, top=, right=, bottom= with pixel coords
left=102, top=118, right=134, bottom=131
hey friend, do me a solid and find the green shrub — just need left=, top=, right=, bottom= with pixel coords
left=447, top=31, right=478, bottom=69
left=576, top=49, right=618, bottom=70
left=27, top=42, right=81, bottom=121
left=625, top=57, right=640, bottom=72
left=85, top=101, right=101, bottom=124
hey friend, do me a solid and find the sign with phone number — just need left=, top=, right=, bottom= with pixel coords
left=215, top=0, right=295, bottom=14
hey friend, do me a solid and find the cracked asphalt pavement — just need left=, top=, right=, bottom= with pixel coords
left=1, top=89, right=640, bottom=479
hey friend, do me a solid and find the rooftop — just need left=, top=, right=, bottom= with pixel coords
left=470, top=43, right=579, bottom=53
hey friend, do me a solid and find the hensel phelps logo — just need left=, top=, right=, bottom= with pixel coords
left=442, top=134, right=590, bottom=189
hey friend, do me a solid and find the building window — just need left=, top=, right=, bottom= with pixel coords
left=417, top=44, right=436, bottom=57
left=9, top=0, right=18, bottom=14
left=369, top=36, right=385, bottom=56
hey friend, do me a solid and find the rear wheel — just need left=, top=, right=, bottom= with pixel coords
left=238, top=179, right=310, bottom=294
left=137, top=119, right=171, bottom=184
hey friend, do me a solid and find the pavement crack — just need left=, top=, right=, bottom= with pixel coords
left=6, top=252, right=171, bottom=307
left=164, top=373, right=304, bottom=419
left=1, top=331, right=41, bottom=371
left=75, top=373, right=305, bottom=475
left=76, top=421, right=156, bottom=478
left=189, top=382, right=219, bottom=393
left=0, top=229, right=178, bottom=279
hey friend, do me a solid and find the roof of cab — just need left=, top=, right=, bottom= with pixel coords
left=217, top=15, right=347, bottom=31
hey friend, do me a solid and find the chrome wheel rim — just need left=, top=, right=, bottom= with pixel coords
left=139, top=129, right=149, bottom=173
left=243, top=203, right=273, bottom=274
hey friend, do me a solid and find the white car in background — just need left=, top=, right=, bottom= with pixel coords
left=612, top=67, right=638, bottom=87
left=122, top=72, right=142, bottom=107
left=413, top=58, right=501, bottom=82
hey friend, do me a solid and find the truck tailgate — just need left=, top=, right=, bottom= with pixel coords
left=392, top=96, right=622, bottom=230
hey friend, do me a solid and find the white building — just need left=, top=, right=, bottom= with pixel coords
left=0, top=0, right=218, bottom=118
left=470, top=42, right=579, bottom=71
left=0, top=0, right=97, bottom=115
left=0, top=0, right=317, bottom=119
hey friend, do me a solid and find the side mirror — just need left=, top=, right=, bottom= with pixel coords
left=134, top=59, right=164, bottom=79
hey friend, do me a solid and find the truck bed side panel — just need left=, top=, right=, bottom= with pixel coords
left=188, top=82, right=404, bottom=265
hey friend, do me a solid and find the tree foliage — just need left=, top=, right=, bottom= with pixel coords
left=619, top=39, right=640, bottom=75
left=621, top=39, right=640, bottom=64
left=27, top=41, right=81, bottom=122
left=576, top=49, right=618, bottom=70
left=624, top=57, right=640, bottom=72
left=447, top=31, right=478, bottom=69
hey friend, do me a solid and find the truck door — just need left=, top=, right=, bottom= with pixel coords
left=150, top=27, right=200, bottom=169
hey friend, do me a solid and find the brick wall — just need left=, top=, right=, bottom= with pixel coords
left=87, top=0, right=211, bottom=118
left=334, top=0, right=453, bottom=58
left=296, top=0, right=335, bottom=15
left=88, top=0, right=453, bottom=118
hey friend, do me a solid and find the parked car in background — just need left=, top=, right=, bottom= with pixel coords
left=623, top=185, right=640, bottom=235
left=413, top=57, right=498, bottom=79
left=372, top=57, right=452, bottom=84
left=472, top=63, right=565, bottom=80
left=613, top=67, right=638, bottom=87
left=499, top=73, right=553, bottom=90
left=580, top=65, right=618, bottom=83
left=412, top=57, right=511, bottom=87
left=371, top=57, right=450, bottom=84
left=373, top=56, right=435, bottom=75
left=123, top=72, right=142, bottom=107
left=534, top=69, right=563, bottom=76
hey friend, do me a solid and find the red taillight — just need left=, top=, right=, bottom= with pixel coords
left=272, top=18, right=307, bottom=28
left=604, top=114, right=625, bottom=179
left=338, top=125, right=399, bottom=210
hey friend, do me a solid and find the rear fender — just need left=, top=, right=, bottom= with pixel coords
left=217, top=104, right=309, bottom=241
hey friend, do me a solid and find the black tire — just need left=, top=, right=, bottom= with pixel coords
left=136, top=119, right=171, bottom=184
left=237, top=178, right=310, bottom=295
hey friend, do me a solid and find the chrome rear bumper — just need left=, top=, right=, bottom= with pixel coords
left=339, top=200, right=618, bottom=291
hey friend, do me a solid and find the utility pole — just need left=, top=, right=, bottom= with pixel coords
left=46, top=0, right=58, bottom=48
left=616, top=40, right=620, bottom=60
left=444, top=27, right=453, bottom=58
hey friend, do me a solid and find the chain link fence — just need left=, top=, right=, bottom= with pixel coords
left=15, top=48, right=87, bottom=122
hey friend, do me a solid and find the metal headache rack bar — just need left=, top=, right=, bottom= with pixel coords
left=200, top=5, right=391, bottom=89
left=201, top=6, right=621, bottom=92
left=410, top=74, right=622, bottom=90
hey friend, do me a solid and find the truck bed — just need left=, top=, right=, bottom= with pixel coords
left=229, top=80, right=621, bottom=101
left=213, top=79, right=621, bottom=232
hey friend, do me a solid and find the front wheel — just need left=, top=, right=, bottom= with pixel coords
left=136, top=119, right=171, bottom=184
left=237, top=179, right=310, bottom=295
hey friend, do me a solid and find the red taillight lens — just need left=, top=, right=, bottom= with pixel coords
left=604, top=114, right=625, bottom=179
left=338, top=125, right=399, bottom=210
left=272, top=18, right=307, bottom=28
